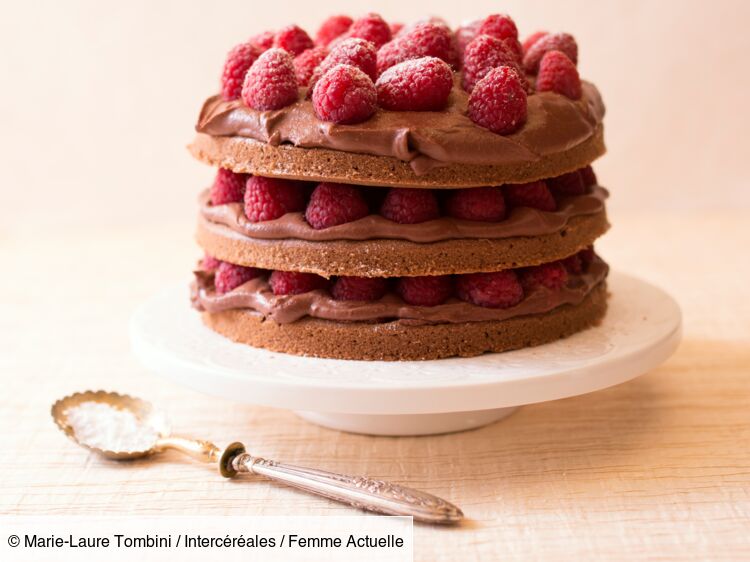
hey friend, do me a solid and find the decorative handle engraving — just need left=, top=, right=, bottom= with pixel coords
left=232, top=454, right=463, bottom=524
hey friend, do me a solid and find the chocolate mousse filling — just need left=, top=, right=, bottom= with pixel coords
left=196, top=82, right=605, bottom=174
left=191, top=258, right=608, bottom=325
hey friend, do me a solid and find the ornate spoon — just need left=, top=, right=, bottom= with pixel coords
left=51, top=390, right=463, bottom=525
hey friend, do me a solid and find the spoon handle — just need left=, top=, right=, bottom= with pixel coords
left=232, top=453, right=462, bottom=524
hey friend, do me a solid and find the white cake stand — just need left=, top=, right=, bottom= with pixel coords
left=130, top=272, right=681, bottom=436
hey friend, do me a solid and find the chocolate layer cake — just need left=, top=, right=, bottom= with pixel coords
left=189, top=13, right=610, bottom=360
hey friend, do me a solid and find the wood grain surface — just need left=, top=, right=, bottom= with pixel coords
left=1, top=212, right=749, bottom=560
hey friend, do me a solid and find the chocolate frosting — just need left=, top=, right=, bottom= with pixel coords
left=196, top=82, right=605, bottom=174
left=192, top=258, right=608, bottom=325
left=200, top=186, right=607, bottom=243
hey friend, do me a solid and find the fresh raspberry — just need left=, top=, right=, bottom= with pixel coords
left=273, top=24, right=314, bottom=56
left=455, top=19, right=482, bottom=57
left=250, top=31, right=275, bottom=51
left=503, top=181, right=557, bottom=212
left=220, top=42, right=262, bottom=101
left=244, top=176, right=307, bottom=222
left=444, top=186, right=506, bottom=222
left=580, top=165, right=597, bottom=188
left=376, top=57, right=453, bottom=111
left=456, top=270, right=524, bottom=308
left=548, top=170, right=586, bottom=196
left=396, top=275, right=453, bottom=306
left=561, top=253, right=583, bottom=274
left=523, top=32, right=578, bottom=74
left=214, top=262, right=263, bottom=294
left=310, top=38, right=378, bottom=89
left=345, top=13, right=391, bottom=48
left=331, top=276, right=388, bottom=301
left=536, top=50, right=581, bottom=100
left=312, top=64, right=377, bottom=124
left=315, top=15, right=353, bottom=47
left=389, top=22, right=404, bottom=36
left=522, top=31, right=548, bottom=54
left=468, top=66, right=527, bottom=134
left=376, top=23, right=458, bottom=74
left=380, top=188, right=440, bottom=224
left=477, top=14, right=522, bottom=61
left=201, top=253, right=221, bottom=272
left=209, top=168, right=248, bottom=205
left=269, top=271, right=328, bottom=295
left=305, top=182, right=369, bottom=229
left=462, top=34, right=526, bottom=92
left=520, top=262, right=569, bottom=291
left=241, top=48, right=298, bottom=110
left=294, top=46, right=328, bottom=85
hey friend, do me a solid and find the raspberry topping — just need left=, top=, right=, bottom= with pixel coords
left=456, top=270, right=524, bottom=309
left=345, top=13, right=392, bottom=48
left=478, top=14, right=518, bottom=43
left=444, top=186, right=506, bottom=222
left=273, top=24, right=314, bottom=56
left=462, top=34, right=525, bottom=92
left=536, top=50, right=581, bottom=100
left=520, top=261, right=568, bottom=291
left=455, top=19, right=482, bottom=57
left=331, top=276, right=388, bottom=301
left=389, top=22, right=404, bottom=36
left=311, top=38, right=378, bottom=87
left=220, top=42, right=261, bottom=101
left=294, top=46, right=328, bottom=85
left=305, top=182, right=369, bottom=229
left=269, top=271, right=328, bottom=296
left=523, top=32, right=578, bottom=74
left=376, top=22, right=458, bottom=74
left=201, top=253, right=221, bottom=273
left=580, top=165, right=597, bottom=188
left=315, top=15, right=353, bottom=47
left=467, top=66, right=527, bottom=135
left=244, top=176, right=307, bottom=222
left=241, top=48, right=298, bottom=110
left=548, top=170, right=586, bottom=196
left=215, top=262, right=263, bottom=294
left=522, top=31, right=548, bottom=54
left=210, top=168, right=248, bottom=205
left=380, top=188, right=440, bottom=224
left=376, top=57, right=453, bottom=111
left=503, top=181, right=557, bottom=212
left=250, top=31, right=275, bottom=51
left=396, top=275, right=453, bottom=306
left=312, top=64, right=377, bottom=124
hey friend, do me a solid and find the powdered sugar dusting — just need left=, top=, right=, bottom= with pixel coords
left=65, top=401, right=159, bottom=452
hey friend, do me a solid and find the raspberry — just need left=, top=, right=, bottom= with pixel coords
left=380, top=188, right=440, bottom=224
left=250, top=31, right=275, bottom=51
left=478, top=14, right=518, bottom=43
left=241, top=48, right=298, bottom=110
left=305, top=182, right=369, bottom=229
left=522, top=31, right=548, bottom=54
left=523, top=32, right=578, bottom=74
left=294, top=46, right=328, bottom=85
left=455, top=19, right=482, bottom=57
left=215, top=262, right=263, bottom=294
left=312, top=64, right=377, bottom=124
left=315, top=15, right=353, bottom=47
left=269, top=271, right=328, bottom=295
left=376, top=23, right=458, bottom=74
left=548, top=170, right=586, bottom=196
left=310, top=38, right=378, bottom=89
left=244, top=176, right=307, bottom=222
left=456, top=270, right=524, bottom=308
left=202, top=253, right=221, bottom=272
left=396, top=275, right=453, bottom=306
left=376, top=57, right=453, bottom=111
left=444, top=186, right=506, bottom=221
left=220, top=42, right=261, bottom=101
left=580, top=165, right=597, bottom=188
left=273, top=24, right=314, bottom=56
left=346, top=13, right=391, bottom=48
left=462, top=34, right=526, bottom=92
left=536, top=50, right=581, bottom=100
left=331, top=276, right=388, bottom=301
left=520, top=262, right=568, bottom=291
left=561, top=253, right=583, bottom=274
left=389, top=22, right=404, bottom=36
left=503, top=181, right=557, bottom=212
left=468, top=66, right=527, bottom=134
left=210, top=168, right=248, bottom=205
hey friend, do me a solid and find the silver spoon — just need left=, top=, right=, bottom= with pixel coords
left=52, top=390, right=463, bottom=524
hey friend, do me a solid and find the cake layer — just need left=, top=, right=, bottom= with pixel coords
left=199, top=281, right=607, bottom=360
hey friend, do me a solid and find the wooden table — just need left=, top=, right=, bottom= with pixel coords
left=2, top=211, right=749, bottom=560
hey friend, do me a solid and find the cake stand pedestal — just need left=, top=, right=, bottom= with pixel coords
left=130, top=272, right=681, bottom=436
